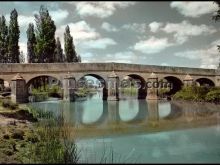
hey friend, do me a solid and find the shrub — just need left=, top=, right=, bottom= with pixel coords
left=2, top=100, right=18, bottom=110
left=205, top=89, right=220, bottom=102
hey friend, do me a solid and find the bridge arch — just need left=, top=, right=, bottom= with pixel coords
left=121, top=74, right=147, bottom=99
left=195, top=78, right=215, bottom=87
left=77, top=73, right=108, bottom=100
left=162, top=76, right=183, bottom=95
left=26, top=75, right=62, bottom=94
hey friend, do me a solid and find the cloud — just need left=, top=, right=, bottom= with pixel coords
left=56, top=20, right=100, bottom=43
left=85, top=51, right=137, bottom=63
left=134, top=36, right=173, bottom=54
left=161, top=20, right=217, bottom=44
left=101, top=22, right=119, bottom=32
left=79, top=38, right=117, bottom=49
left=122, top=23, right=147, bottom=33
left=72, top=2, right=136, bottom=18
left=170, top=1, right=219, bottom=18
left=149, top=22, right=163, bottom=33
left=174, top=39, right=220, bottom=69
left=49, top=9, right=69, bottom=23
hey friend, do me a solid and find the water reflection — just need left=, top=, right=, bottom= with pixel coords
left=29, top=93, right=220, bottom=138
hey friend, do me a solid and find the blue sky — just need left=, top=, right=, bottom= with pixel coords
left=0, top=1, right=219, bottom=69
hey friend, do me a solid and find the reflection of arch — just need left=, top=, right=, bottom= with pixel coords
left=195, top=78, right=215, bottom=87
left=163, top=102, right=183, bottom=120
left=163, top=76, right=183, bottom=95
left=77, top=74, right=108, bottom=100
left=121, top=100, right=148, bottom=123
left=78, top=101, right=108, bottom=126
left=26, top=75, right=62, bottom=94
left=122, top=74, right=147, bottom=99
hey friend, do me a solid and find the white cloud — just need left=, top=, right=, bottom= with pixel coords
left=56, top=20, right=100, bottom=44
left=86, top=51, right=136, bottom=63
left=79, top=38, right=117, bottom=49
left=161, top=20, right=217, bottom=44
left=149, top=22, right=163, bottom=33
left=73, top=2, right=136, bottom=18
left=174, top=39, right=220, bottom=69
left=122, top=23, right=147, bottom=33
left=50, top=9, right=69, bottom=23
left=170, top=1, right=219, bottom=18
left=101, top=22, right=119, bottom=32
left=134, top=36, right=173, bottom=54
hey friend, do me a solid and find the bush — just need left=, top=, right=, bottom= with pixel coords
left=2, top=100, right=18, bottom=110
left=205, top=89, right=220, bottom=102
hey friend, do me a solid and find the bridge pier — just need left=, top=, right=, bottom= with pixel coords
left=183, top=74, right=194, bottom=86
left=146, top=72, right=158, bottom=100
left=63, top=74, right=76, bottom=101
left=107, top=71, right=120, bottom=101
left=11, top=73, right=28, bottom=103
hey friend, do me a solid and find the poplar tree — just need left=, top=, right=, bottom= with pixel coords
left=64, top=25, right=78, bottom=62
left=27, top=23, right=36, bottom=63
left=54, top=37, right=64, bottom=62
left=34, top=5, right=56, bottom=63
left=19, top=51, right=25, bottom=63
left=8, top=9, right=20, bottom=63
left=0, top=16, right=8, bottom=63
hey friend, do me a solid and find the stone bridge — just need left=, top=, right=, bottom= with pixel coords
left=0, top=63, right=220, bottom=103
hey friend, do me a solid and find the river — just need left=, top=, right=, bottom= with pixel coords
left=29, top=92, right=220, bottom=163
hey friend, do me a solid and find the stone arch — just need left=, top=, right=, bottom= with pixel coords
left=163, top=76, right=183, bottom=95
left=195, top=78, right=215, bottom=87
left=26, top=75, right=62, bottom=94
left=121, top=74, right=147, bottom=99
left=77, top=73, right=108, bottom=100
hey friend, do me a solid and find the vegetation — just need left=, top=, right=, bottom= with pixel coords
left=0, top=5, right=82, bottom=63
left=1, top=99, right=18, bottom=110
left=64, top=25, right=78, bottom=62
left=8, top=9, right=20, bottom=63
left=173, top=85, right=220, bottom=103
left=26, top=23, right=36, bottom=63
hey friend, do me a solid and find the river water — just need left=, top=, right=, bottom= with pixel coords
left=29, top=92, right=220, bottom=163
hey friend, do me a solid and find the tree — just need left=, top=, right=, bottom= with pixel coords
left=34, top=5, right=56, bottom=63
left=19, top=51, right=25, bottom=63
left=64, top=25, right=78, bottom=62
left=54, top=37, right=64, bottom=62
left=8, top=9, right=20, bottom=63
left=77, top=54, right=81, bottom=63
left=0, top=16, right=8, bottom=63
left=27, top=23, right=37, bottom=63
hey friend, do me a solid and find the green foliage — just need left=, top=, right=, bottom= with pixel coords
left=205, top=88, right=220, bottom=102
left=0, top=15, right=8, bottom=63
left=2, top=99, right=18, bottom=110
left=26, top=23, right=36, bottom=63
left=64, top=25, right=78, bottom=62
left=54, top=37, right=64, bottom=62
left=173, top=86, right=220, bottom=103
left=8, top=9, right=20, bottom=63
left=34, top=5, right=56, bottom=63
left=121, top=86, right=138, bottom=96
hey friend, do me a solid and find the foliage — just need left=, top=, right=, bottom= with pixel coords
left=54, top=37, right=64, bottom=62
left=173, top=86, right=220, bottom=103
left=64, top=25, right=78, bottom=62
left=212, top=1, right=220, bottom=22
left=205, top=87, right=220, bottom=102
left=19, top=51, right=25, bottom=63
left=34, top=5, right=56, bottom=63
left=8, top=9, right=20, bottom=63
left=26, top=23, right=36, bottom=63
left=0, top=15, right=8, bottom=63
left=2, top=99, right=18, bottom=110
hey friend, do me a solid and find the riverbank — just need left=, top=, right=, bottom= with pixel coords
left=0, top=101, right=38, bottom=163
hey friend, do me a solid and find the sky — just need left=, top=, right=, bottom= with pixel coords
left=0, top=1, right=219, bottom=69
